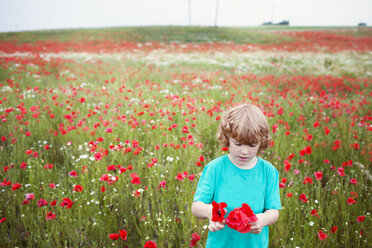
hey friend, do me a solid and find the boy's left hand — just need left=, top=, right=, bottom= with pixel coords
left=248, top=213, right=265, bottom=234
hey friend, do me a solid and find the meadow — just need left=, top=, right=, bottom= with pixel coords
left=0, top=26, right=371, bottom=247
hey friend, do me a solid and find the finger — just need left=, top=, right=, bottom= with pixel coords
left=215, top=224, right=224, bottom=230
left=208, top=224, right=215, bottom=232
left=209, top=223, right=219, bottom=232
left=209, top=222, right=224, bottom=232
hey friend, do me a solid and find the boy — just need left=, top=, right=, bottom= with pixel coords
left=191, top=103, right=281, bottom=248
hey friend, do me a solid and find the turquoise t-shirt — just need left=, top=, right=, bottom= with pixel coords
left=193, top=155, right=281, bottom=248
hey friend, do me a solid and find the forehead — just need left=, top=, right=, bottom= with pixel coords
left=229, top=137, right=259, bottom=145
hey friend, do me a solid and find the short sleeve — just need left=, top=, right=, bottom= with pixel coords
left=264, top=166, right=282, bottom=210
left=193, top=164, right=216, bottom=204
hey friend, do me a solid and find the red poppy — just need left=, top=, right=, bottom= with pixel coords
left=302, top=177, right=313, bottom=184
left=106, top=165, right=116, bottom=171
left=189, top=232, right=201, bottom=247
left=350, top=178, right=358, bottom=184
left=211, top=201, right=227, bottom=223
left=60, top=198, right=74, bottom=209
left=25, top=193, right=34, bottom=201
left=74, top=185, right=83, bottom=192
left=0, top=179, right=11, bottom=186
left=337, top=167, right=345, bottom=176
left=119, top=230, right=127, bottom=240
left=346, top=197, right=356, bottom=205
left=318, top=230, right=327, bottom=241
left=44, top=164, right=53, bottom=169
left=350, top=191, right=358, bottom=199
left=198, top=155, right=204, bottom=162
left=311, top=209, right=319, bottom=217
left=286, top=153, right=295, bottom=161
left=68, top=170, right=78, bottom=177
left=175, top=172, right=184, bottom=181
left=357, top=216, right=365, bottom=222
left=0, top=218, right=6, bottom=223
left=324, top=126, right=330, bottom=135
left=12, top=183, right=21, bottom=191
left=314, top=171, right=323, bottom=180
left=37, top=198, right=48, bottom=207
left=119, top=167, right=127, bottom=174
left=100, top=186, right=106, bottom=192
left=109, top=233, right=120, bottom=240
left=226, top=203, right=257, bottom=233
left=20, top=162, right=27, bottom=169
left=45, top=211, right=56, bottom=220
left=284, top=160, right=291, bottom=172
left=158, top=180, right=166, bottom=189
left=286, top=193, right=293, bottom=198
left=144, top=240, right=157, bottom=248
left=130, top=173, right=141, bottom=184
left=188, top=174, right=195, bottom=181
left=330, top=226, right=338, bottom=233
left=299, top=193, right=308, bottom=203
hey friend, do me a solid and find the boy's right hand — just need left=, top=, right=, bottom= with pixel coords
left=208, top=219, right=226, bottom=232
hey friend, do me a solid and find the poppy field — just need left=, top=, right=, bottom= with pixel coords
left=0, top=26, right=371, bottom=247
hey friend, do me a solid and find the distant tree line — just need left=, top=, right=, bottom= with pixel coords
left=261, top=20, right=290, bottom=26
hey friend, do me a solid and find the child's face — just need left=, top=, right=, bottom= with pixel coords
left=228, top=138, right=260, bottom=168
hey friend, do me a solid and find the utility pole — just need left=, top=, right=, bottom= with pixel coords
left=214, top=0, right=220, bottom=27
left=188, top=0, right=192, bottom=25
left=270, top=1, right=274, bottom=24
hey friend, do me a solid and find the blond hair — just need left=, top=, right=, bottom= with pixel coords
left=216, top=103, right=271, bottom=152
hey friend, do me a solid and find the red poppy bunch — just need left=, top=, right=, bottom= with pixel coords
left=108, top=229, right=127, bottom=240
left=212, top=201, right=258, bottom=233
left=189, top=232, right=201, bottom=247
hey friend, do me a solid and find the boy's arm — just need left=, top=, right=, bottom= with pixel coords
left=191, top=201, right=212, bottom=219
left=249, top=209, right=279, bottom=234
left=191, top=201, right=226, bottom=232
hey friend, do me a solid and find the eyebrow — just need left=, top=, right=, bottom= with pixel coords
left=232, top=139, right=258, bottom=146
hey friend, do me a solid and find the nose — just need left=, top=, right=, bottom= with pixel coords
left=239, top=145, right=251, bottom=155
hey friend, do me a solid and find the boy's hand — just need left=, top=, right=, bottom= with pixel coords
left=249, top=213, right=265, bottom=234
left=208, top=219, right=226, bottom=232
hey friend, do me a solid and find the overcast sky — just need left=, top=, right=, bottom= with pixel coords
left=0, top=0, right=371, bottom=32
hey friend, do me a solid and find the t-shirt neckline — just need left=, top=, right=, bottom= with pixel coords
left=225, top=154, right=261, bottom=172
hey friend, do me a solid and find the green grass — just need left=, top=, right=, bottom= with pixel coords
left=3, top=26, right=370, bottom=44
left=0, top=26, right=294, bottom=44
left=1, top=26, right=371, bottom=44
